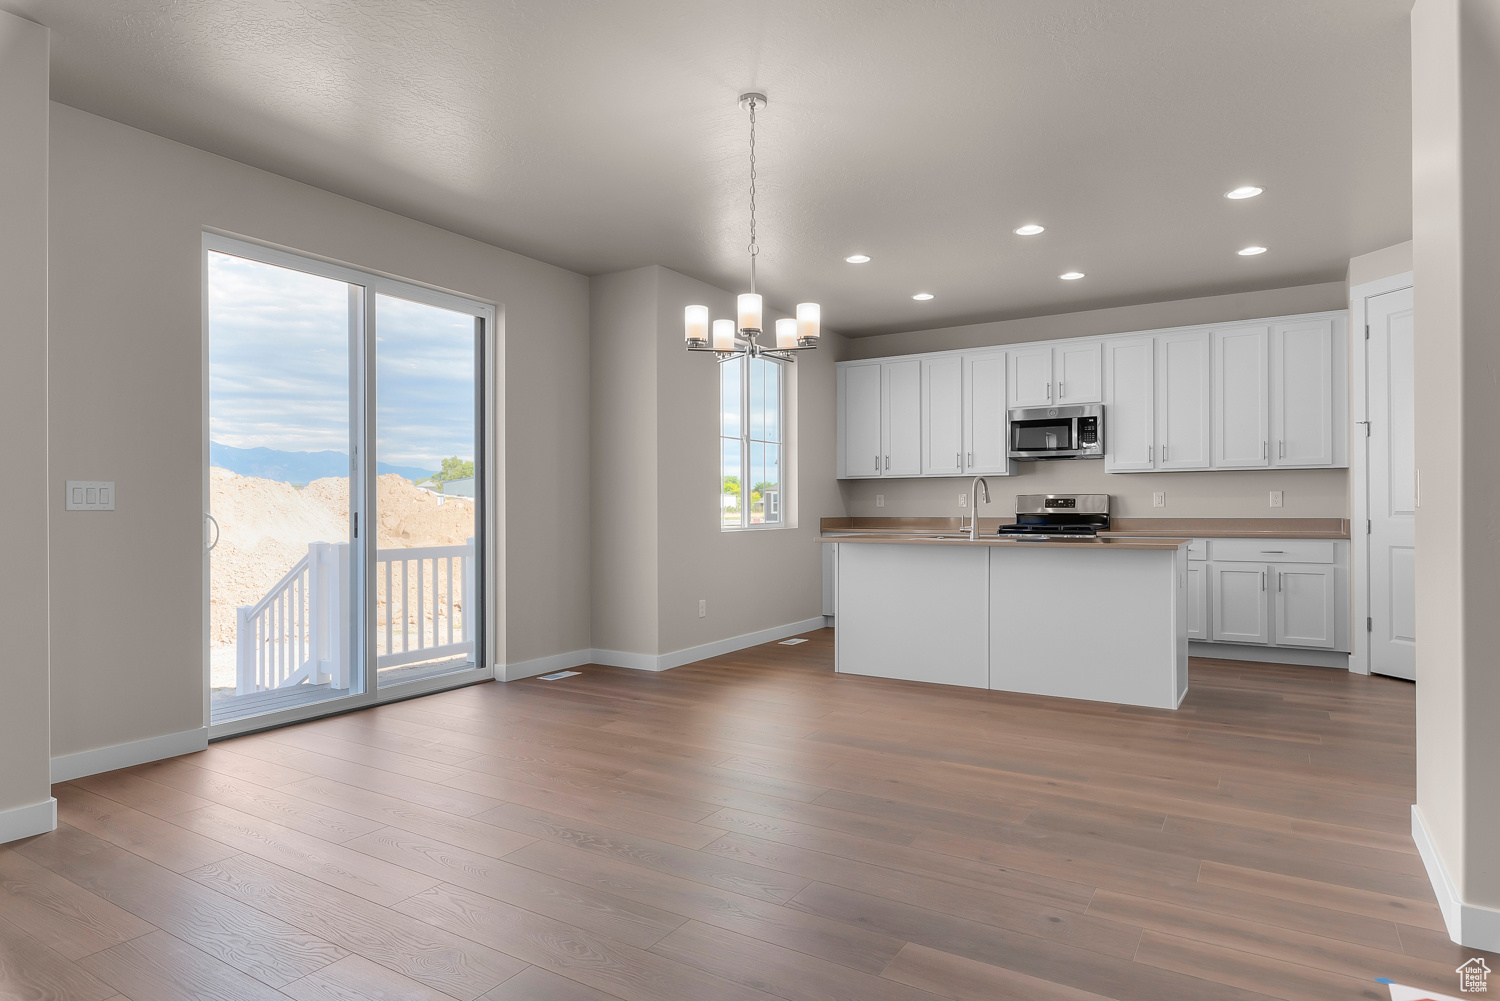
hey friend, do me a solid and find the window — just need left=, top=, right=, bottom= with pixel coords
left=720, top=355, right=786, bottom=529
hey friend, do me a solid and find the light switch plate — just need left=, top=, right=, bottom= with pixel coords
left=66, top=481, right=115, bottom=511
left=1269, top=490, right=1284, bottom=508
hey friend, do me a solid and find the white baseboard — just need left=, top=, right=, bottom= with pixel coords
left=0, top=797, right=57, bottom=844
left=1412, top=804, right=1500, bottom=952
left=496, top=649, right=594, bottom=682
left=502, top=617, right=828, bottom=678
left=51, top=726, right=209, bottom=783
left=1189, top=642, right=1351, bottom=670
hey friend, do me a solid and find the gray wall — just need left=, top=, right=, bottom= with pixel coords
left=0, top=11, right=52, bottom=831
left=47, top=105, right=590, bottom=759
left=1412, top=0, right=1500, bottom=928
left=589, top=266, right=845, bottom=659
left=836, top=280, right=1353, bottom=520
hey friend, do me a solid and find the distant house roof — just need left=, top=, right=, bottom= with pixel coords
left=441, top=477, right=475, bottom=498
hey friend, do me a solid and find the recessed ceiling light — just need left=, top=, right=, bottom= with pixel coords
left=1237, top=246, right=1268, bottom=256
left=1014, top=224, right=1045, bottom=236
left=911, top=292, right=935, bottom=300
left=1225, top=186, right=1264, bottom=199
left=845, top=254, right=871, bottom=264
left=1059, top=272, right=1085, bottom=280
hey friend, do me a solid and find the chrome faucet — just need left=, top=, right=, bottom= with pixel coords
left=967, top=476, right=990, bottom=540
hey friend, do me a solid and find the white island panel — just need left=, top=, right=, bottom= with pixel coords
left=835, top=543, right=989, bottom=688
left=988, top=546, right=1187, bottom=709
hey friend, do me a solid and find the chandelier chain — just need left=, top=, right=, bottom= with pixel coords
left=747, top=96, right=758, bottom=293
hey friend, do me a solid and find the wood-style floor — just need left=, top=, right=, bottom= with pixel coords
left=5, top=629, right=1493, bottom=1001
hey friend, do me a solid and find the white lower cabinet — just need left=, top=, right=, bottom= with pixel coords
left=1192, top=538, right=1348, bottom=652
left=1210, top=563, right=1270, bottom=644
left=1273, top=564, right=1338, bottom=648
left=1185, top=562, right=1208, bottom=641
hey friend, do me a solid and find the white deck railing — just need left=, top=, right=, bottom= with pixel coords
left=235, top=538, right=474, bottom=696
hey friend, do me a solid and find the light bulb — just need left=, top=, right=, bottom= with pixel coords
left=845, top=254, right=871, bottom=264
left=737, top=293, right=763, bottom=332
left=684, top=304, right=708, bottom=343
left=1237, top=246, right=1267, bottom=256
left=776, top=317, right=798, bottom=348
left=796, top=302, right=820, bottom=341
left=1225, top=186, right=1264, bottom=199
left=912, top=293, right=935, bottom=301
left=1059, top=272, right=1085, bottom=281
left=1014, top=224, right=1045, bottom=236
left=712, top=318, right=736, bottom=351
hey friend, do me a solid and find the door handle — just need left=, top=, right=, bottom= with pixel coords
left=205, top=513, right=220, bottom=553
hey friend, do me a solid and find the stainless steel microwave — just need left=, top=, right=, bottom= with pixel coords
left=1007, top=404, right=1104, bottom=460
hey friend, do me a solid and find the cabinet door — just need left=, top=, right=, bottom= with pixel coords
left=1271, top=318, right=1335, bottom=466
left=883, top=360, right=923, bottom=476
left=1186, top=562, right=1209, bottom=641
left=1273, top=565, right=1337, bottom=648
left=922, top=356, right=964, bottom=476
left=964, top=353, right=1010, bottom=475
left=1055, top=342, right=1102, bottom=404
left=1156, top=330, right=1212, bottom=469
left=1104, top=337, right=1155, bottom=471
left=842, top=363, right=883, bottom=478
left=1210, top=563, right=1270, bottom=644
left=1213, top=325, right=1270, bottom=468
left=1008, top=347, right=1054, bottom=407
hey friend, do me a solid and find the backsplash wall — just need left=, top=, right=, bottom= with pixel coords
left=837, top=463, right=1348, bottom=519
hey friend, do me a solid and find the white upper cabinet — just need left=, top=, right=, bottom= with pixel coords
left=1056, top=342, right=1102, bottom=405
left=1271, top=317, right=1341, bottom=467
left=882, top=360, right=923, bottom=477
left=964, top=352, right=1010, bottom=475
left=839, top=362, right=883, bottom=478
left=1009, top=344, right=1101, bottom=408
left=1008, top=347, right=1054, bottom=407
left=922, top=356, right=964, bottom=476
left=1104, top=337, right=1155, bottom=471
left=1155, top=330, right=1212, bottom=470
left=836, top=309, right=1345, bottom=479
left=1213, top=324, right=1271, bottom=468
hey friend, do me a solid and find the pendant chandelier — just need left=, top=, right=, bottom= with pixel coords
left=684, top=93, right=820, bottom=361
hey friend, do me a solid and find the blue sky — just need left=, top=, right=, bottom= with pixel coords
left=208, top=252, right=475, bottom=472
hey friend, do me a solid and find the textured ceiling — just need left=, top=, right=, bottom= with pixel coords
left=4, top=0, right=1413, bottom=335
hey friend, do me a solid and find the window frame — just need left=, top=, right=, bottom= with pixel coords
left=720, top=353, right=788, bottom=532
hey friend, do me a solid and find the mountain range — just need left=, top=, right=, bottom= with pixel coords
left=209, top=442, right=434, bottom=484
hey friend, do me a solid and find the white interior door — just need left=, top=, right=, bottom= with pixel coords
left=1366, top=287, right=1416, bottom=679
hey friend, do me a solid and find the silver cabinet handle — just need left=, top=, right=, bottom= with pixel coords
left=1279, top=440, right=1285, bottom=458
left=1161, top=444, right=1168, bottom=462
left=968, top=452, right=973, bottom=467
left=1261, top=550, right=1284, bottom=554
left=1148, top=445, right=1153, bottom=463
left=956, top=452, right=961, bottom=468
left=1260, top=571, right=1266, bottom=591
left=885, top=455, right=890, bottom=470
left=1058, top=381, right=1064, bottom=398
left=1046, top=383, right=1052, bottom=401
left=875, top=455, right=879, bottom=473
left=1276, top=571, right=1283, bottom=592
left=1262, top=440, right=1268, bottom=460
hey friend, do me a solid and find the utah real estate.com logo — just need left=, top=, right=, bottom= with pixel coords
left=1458, top=958, right=1490, bottom=993
left=1377, top=958, right=1489, bottom=999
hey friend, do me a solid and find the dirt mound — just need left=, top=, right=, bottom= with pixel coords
left=208, top=468, right=474, bottom=648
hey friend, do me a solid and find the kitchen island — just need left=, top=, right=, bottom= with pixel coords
left=823, top=532, right=1190, bottom=709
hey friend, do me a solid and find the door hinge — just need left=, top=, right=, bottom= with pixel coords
left=1367, top=520, right=1372, bottom=535
left=354, top=512, right=358, bottom=538
left=1364, top=324, right=1370, bottom=339
left=1367, top=616, right=1373, bottom=632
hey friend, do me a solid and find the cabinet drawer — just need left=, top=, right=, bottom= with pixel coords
left=1209, top=539, right=1336, bottom=564
left=1186, top=540, right=1207, bottom=561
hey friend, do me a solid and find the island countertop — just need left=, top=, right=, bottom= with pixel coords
left=820, top=533, right=1189, bottom=551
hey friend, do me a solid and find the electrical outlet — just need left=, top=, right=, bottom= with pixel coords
left=1269, top=490, right=1284, bottom=508
left=875, top=494, right=885, bottom=508
left=958, top=494, right=968, bottom=508
left=1152, top=491, right=1165, bottom=508
left=698, top=599, right=706, bottom=618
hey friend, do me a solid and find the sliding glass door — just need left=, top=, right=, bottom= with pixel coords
left=204, top=234, right=491, bottom=735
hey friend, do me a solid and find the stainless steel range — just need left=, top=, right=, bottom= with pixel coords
left=996, top=493, right=1110, bottom=539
